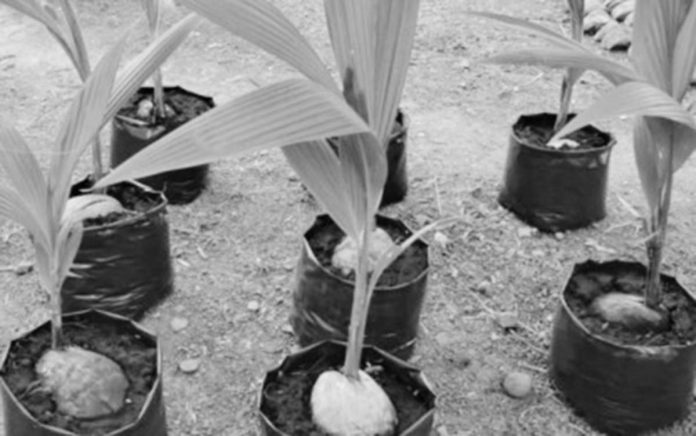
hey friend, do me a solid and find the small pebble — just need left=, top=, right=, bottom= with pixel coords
left=281, top=323, right=294, bottom=335
left=435, top=331, right=458, bottom=347
left=179, top=358, right=201, bottom=374
left=554, top=232, right=564, bottom=240
left=517, top=227, right=534, bottom=238
left=502, top=371, right=533, bottom=398
left=170, top=317, right=189, bottom=332
left=496, top=312, right=519, bottom=330
left=449, top=351, right=472, bottom=369
left=247, top=301, right=260, bottom=312
left=433, top=231, right=449, bottom=248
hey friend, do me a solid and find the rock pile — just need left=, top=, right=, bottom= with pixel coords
left=583, top=0, right=633, bottom=51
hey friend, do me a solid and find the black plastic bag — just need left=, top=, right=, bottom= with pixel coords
left=290, top=214, right=429, bottom=360
left=498, top=113, right=615, bottom=232
left=110, top=86, right=215, bottom=205
left=61, top=177, right=174, bottom=319
left=550, top=260, right=696, bottom=435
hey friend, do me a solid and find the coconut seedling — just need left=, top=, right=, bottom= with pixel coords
left=469, top=1, right=637, bottom=232
left=93, top=1, right=455, bottom=433
left=547, top=0, right=696, bottom=328
left=470, top=2, right=696, bottom=431
left=0, top=39, right=137, bottom=421
left=481, top=0, right=696, bottom=326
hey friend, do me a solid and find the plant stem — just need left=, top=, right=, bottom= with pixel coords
left=343, top=227, right=372, bottom=380
left=554, top=0, right=583, bottom=133
left=50, top=270, right=64, bottom=349
left=145, top=0, right=167, bottom=119
left=153, top=70, right=166, bottom=120
left=58, top=0, right=91, bottom=82
left=554, top=73, right=573, bottom=132
left=645, top=132, right=674, bottom=309
left=92, top=136, right=104, bottom=182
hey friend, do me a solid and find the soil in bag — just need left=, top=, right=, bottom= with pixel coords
left=307, top=218, right=427, bottom=286
left=565, top=268, right=696, bottom=346
left=1, top=315, right=157, bottom=434
left=261, top=351, right=430, bottom=435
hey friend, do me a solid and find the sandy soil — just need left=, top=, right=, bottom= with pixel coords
left=2, top=0, right=696, bottom=435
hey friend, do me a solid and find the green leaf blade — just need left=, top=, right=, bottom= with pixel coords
left=283, top=141, right=358, bottom=237
left=552, top=81, right=696, bottom=141
left=630, top=1, right=685, bottom=93
left=671, top=0, right=696, bottom=98
left=182, top=0, right=336, bottom=91
left=49, top=36, right=126, bottom=218
left=0, top=120, right=51, bottom=248
left=486, top=49, right=637, bottom=85
left=95, top=79, right=372, bottom=189
left=337, top=133, right=387, bottom=238
left=370, top=0, right=420, bottom=145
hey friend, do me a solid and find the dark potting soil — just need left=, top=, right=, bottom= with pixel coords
left=565, top=269, right=696, bottom=346
left=72, top=180, right=164, bottom=228
left=118, top=87, right=211, bottom=129
left=307, top=218, right=428, bottom=287
left=513, top=115, right=609, bottom=151
left=0, top=314, right=157, bottom=435
left=261, top=356, right=430, bottom=435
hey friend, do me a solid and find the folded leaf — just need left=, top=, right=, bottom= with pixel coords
left=671, top=121, right=696, bottom=173
left=486, top=49, right=637, bottom=85
left=57, top=0, right=90, bottom=79
left=631, top=0, right=688, bottom=93
left=325, top=0, right=376, bottom=121
left=55, top=221, right=83, bottom=293
left=370, top=0, right=420, bottom=145
left=0, top=186, right=50, bottom=252
left=95, top=79, right=372, bottom=189
left=283, top=141, right=357, bottom=238
left=182, top=0, right=336, bottom=91
left=337, top=133, right=387, bottom=239
left=633, top=117, right=663, bottom=214
left=0, top=121, right=50, bottom=248
left=467, top=11, right=588, bottom=53
left=671, top=0, right=696, bottom=98
left=49, top=36, right=126, bottom=220
left=552, top=81, right=696, bottom=141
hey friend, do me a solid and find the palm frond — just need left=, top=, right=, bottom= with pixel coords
left=486, top=48, right=638, bottom=85
left=283, top=141, right=358, bottom=237
left=552, top=81, right=696, bottom=141
left=49, top=37, right=126, bottom=219
left=336, top=133, right=387, bottom=239
left=0, top=120, right=50, bottom=248
left=671, top=0, right=696, bottom=98
left=95, top=79, right=371, bottom=189
left=182, top=0, right=336, bottom=91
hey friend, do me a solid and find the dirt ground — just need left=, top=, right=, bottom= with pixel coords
left=2, top=1, right=696, bottom=435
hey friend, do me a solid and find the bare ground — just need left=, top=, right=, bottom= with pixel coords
left=2, top=1, right=696, bottom=435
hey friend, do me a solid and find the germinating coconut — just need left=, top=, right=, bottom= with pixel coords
left=63, top=194, right=125, bottom=224
left=592, top=292, right=667, bottom=331
left=311, top=369, right=397, bottom=436
left=36, top=346, right=129, bottom=418
left=332, top=228, right=396, bottom=275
